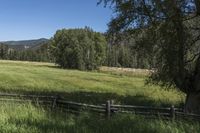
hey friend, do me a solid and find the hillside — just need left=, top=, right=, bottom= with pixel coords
left=1, top=38, right=49, bottom=50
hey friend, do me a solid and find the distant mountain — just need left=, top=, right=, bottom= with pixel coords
left=1, top=38, right=49, bottom=50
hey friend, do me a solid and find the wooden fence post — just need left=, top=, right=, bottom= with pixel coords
left=36, top=97, right=39, bottom=105
left=110, top=100, right=114, bottom=115
left=52, top=96, right=58, bottom=110
left=106, top=100, right=111, bottom=119
left=170, top=105, right=175, bottom=120
left=110, top=100, right=114, bottom=106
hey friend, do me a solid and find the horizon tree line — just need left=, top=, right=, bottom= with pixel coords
left=0, top=27, right=154, bottom=69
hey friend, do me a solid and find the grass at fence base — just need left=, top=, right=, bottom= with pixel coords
left=0, top=60, right=185, bottom=107
left=0, top=102, right=199, bottom=133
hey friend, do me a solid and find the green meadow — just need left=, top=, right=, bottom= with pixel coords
left=0, top=60, right=184, bottom=106
left=0, top=60, right=196, bottom=133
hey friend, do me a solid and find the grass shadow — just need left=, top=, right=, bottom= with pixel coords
left=0, top=89, right=184, bottom=107
left=6, top=110, right=197, bottom=133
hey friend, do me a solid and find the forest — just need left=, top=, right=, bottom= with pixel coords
left=0, top=27, right=154, bottom=70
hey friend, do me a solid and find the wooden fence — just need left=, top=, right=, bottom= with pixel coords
left=0, top=93, right=200, bottom=121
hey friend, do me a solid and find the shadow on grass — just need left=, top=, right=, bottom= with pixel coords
left=0, top=89, right=184, bottom=107
left=0, top=90, right=187, bottom=132
left=7, top=111, right=197, bottom=133
left=46, top=65, right=61, bottom=69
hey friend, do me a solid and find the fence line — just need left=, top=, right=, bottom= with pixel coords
left=0, top=93, right=199, bottom=121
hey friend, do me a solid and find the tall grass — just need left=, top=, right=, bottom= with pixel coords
left=0, top=102, right=199, bottom=133
left=0, top=60, right=185, bottom=107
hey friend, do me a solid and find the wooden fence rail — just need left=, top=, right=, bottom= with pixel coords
left=0, top=93, right=199, bottom=121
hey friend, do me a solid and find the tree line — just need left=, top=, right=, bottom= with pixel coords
left=0, top=42, right=51, bottom=62
left=0, top=27, right=154, bottom=69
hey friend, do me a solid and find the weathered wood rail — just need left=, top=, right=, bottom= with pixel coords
left=0, top=93, right=199, bottom=121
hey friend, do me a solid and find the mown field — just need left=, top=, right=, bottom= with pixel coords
left=0, top=60, right=199, bottom=133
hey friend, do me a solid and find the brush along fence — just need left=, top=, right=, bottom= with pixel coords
left=0, top=93, right=199, bottom=121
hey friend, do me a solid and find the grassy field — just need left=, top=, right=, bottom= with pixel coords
left=0, top=60, right=194, bottom=133
left=0, top=60, right=184, bottom=107
left=99, top=66, right=151, bottom=77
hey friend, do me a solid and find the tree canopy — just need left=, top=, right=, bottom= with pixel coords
left=50, top=28, right=107, bottom=70
left=100, top=0, right=200, bottom=91
left=99, top=0, right=200, bottom=113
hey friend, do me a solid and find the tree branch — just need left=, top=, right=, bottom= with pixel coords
left=195, top=0, right=200, bottom=15
left=188, top=34, right=200, bottom=47
left=188, top=27, right=200, bottom=30
left=182, top=14, right=198, bottom=21
left=185, top=52, right=200, bottom=64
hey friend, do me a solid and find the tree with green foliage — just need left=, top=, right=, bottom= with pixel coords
left=50, top=28, right=107, bottom=70
left=0, top=41, right=51, bottom=62
left=0, top=44, right=8, bottom=59
left=99, top=0, right=200, bottom=113
left=105, top=32, right=155, bottom=68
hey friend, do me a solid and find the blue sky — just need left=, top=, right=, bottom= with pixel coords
left=0, top=0, right=112, bottom=41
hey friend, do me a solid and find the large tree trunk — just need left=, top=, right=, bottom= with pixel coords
left=185, top=92, right=200, bottom=114
left=184, top=57, right=200, bottom=114
left=195, top=0, right=200, bottom=15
